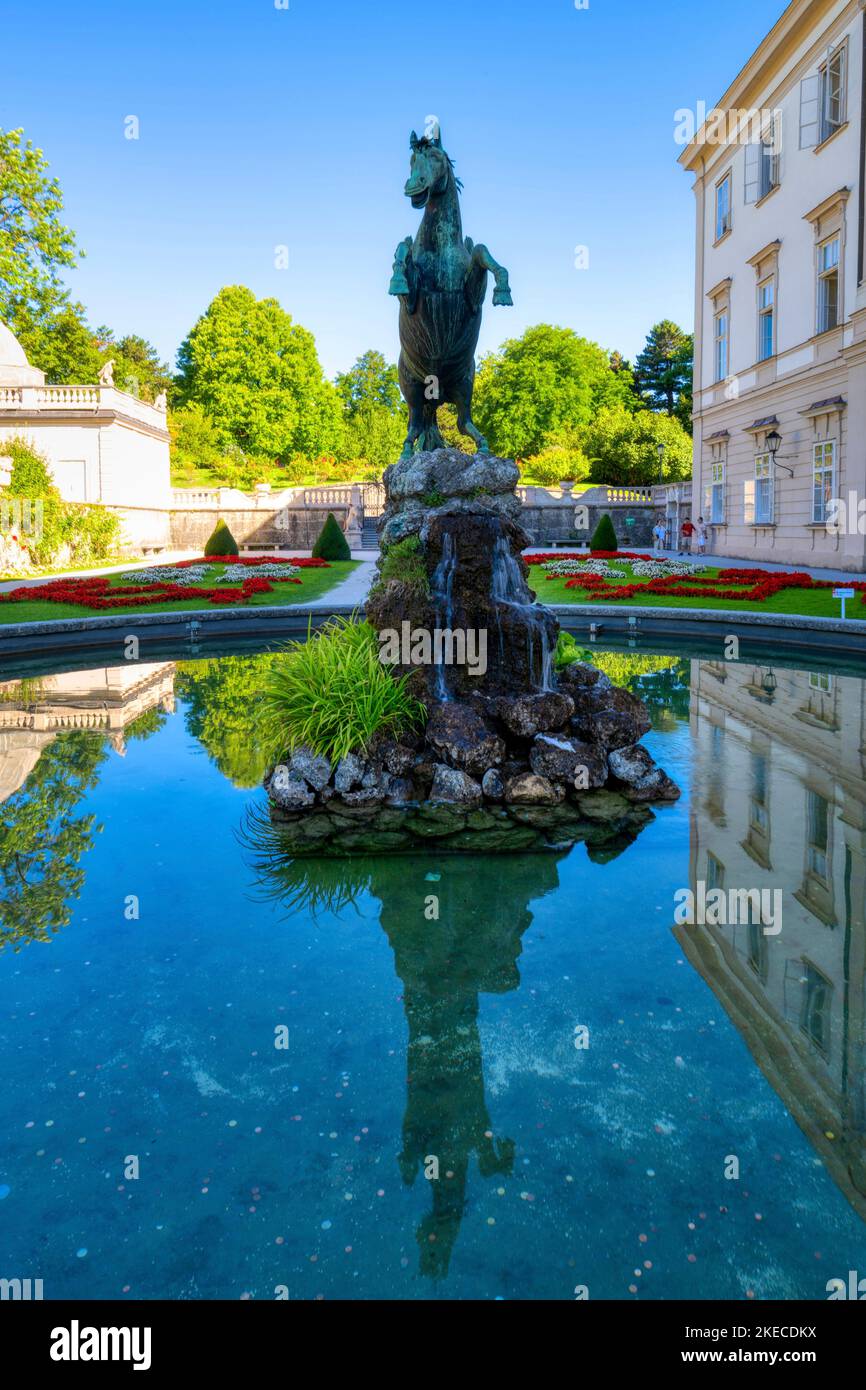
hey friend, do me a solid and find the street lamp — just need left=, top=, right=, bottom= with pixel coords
left=657, top=442, right=665, bottom=482
left=765, top=428, right=794, bottom=477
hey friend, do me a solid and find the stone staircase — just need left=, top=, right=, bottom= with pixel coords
left=361, top=517, right=380, bottom=550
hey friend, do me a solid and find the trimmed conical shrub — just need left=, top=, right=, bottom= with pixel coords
left=590, top=513, right=618, bottom=552
left=312, top=511, right=351, bottom=561
left=204, top=518, right=239, bottom=557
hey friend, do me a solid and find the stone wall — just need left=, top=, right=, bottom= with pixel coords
left=168, top=505, right=350, bottom=551
left=520, top=503, right=659, bottom=548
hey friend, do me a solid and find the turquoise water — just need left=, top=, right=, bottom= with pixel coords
left=1, top=646, right=865, bottom=1300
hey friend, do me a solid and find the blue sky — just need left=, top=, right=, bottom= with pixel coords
left=3, top=0, right=787, bottom=379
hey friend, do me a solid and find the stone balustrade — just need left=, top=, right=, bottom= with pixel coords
left=0, top=383, right=167, bottom=430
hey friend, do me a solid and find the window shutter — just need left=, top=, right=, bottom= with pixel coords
left=839, top=44, right=848, bottom=123
left=799, top=74, right=820, bottom=148
left=744, top=142, right=760, bottom=203
left=744, top=478, right=755, bottom=526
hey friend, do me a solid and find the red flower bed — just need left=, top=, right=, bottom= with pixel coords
left=0, top=558, right=313, bottom=612
left=554, top=563, right=866, bottom=607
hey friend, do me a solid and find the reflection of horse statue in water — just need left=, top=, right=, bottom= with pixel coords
left=389, top=125, right=513, bottom=458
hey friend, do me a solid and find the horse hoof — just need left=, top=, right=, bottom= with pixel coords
left=389, top=274, right=410, bottom=296
left=493, top=288, right=513, bottom=307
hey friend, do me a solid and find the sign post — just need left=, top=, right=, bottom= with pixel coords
left=834, top=587, right=855, bottom=619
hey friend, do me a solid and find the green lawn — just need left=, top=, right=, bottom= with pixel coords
left=0, top=560, right=359, bottom=624
left=530, top=563, right=862, bottom=619
left=0, top=555, right=130, bottom=583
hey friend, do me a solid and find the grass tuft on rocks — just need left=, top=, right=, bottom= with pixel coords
left=259, top=615, right=426, bottom=763
left=375, top=535, right=430, bottom=597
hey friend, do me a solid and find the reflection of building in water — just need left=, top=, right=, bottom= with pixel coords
left=0, top=663, right=176, bottom=802
left=680, top=659, right=866, bottom=1219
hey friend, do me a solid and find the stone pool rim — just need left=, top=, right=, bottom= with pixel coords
left=1, top=600, right=866, bottom=662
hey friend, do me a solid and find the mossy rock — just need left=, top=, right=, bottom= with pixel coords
left=339, top=830, right=413, bottom=852
left=442, top=827, right=541, bottom=852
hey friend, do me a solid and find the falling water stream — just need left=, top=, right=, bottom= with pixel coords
left=430, top=532, right=457, bottom=700
left=490, top=537, right=553, bottom=691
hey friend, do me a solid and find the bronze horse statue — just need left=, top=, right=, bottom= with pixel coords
left=389, top=125, right=513, bottom=457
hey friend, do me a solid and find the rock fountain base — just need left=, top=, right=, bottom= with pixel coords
left=263, top=448, right=680, bottom=856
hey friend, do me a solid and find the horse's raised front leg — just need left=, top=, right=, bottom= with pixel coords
left=469, top=242, right=513, bottom=306
left=389, top=237, right=415, bottom=296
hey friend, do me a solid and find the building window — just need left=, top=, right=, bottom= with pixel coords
left=809, top=671, right=832, bottom=693
left=750, top=752, right=769, bottom=831
left=706, top=460, right=725, bottom=523
left=706, top=852, right=725, bottom=892
left=754, top=453, right=774, bottom=524
left=800, top=43, right=848, bottom=149
left=714, top=311, right=729, bottom=382
left=806, top=790, right=830, bottom=882
left=745, top=118, right=781, bottom=202
left=758, top=279, right=775, bottom=360
left=812, top=440, right=836, bottom=524
left=715, top=174, right=732, bottom=241
left=820, top=44, right=848, bottom=143
left=799, top=961, right=832, bottom=1055
left=817, top=236, right=840, bottom=332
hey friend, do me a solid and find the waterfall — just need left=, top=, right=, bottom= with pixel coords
left=490, top=538, right=552, bottom=692
left=431, top=532, right=457, bottom=700
left=491, top=537, right=531, bottom=604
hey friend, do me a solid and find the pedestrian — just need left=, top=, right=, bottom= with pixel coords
left=679, top=518, right=696, bottom=555
left=652, top=520, right=666, bottom=553
left=696, top=516, right=708, bottom=559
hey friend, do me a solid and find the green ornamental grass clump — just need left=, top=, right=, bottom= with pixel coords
left=204, top=518, right=239, bottom=556
left=260, top=616, right=426, bottom=763
left=312, top=512, right=351, bottom=561
left=554, top=631, right=594, bottom=671
left=590, top=512, right=618, bottom=552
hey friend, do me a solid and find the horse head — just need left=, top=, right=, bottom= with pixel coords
left=405, top=128, right=453, bottom=209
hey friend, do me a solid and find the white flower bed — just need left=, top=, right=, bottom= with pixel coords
left=119, top=562, right=301, bottom=587
left=119, top=566, right=212, bottom=586
left=215, top=563, right=300, bottom=582
left=542, top=559, right=613, bottom=577
left=627, top=559, right=697, bottom=579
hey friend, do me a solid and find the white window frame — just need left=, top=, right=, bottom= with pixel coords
left=745, top=115, right=781, bottom=202
left=715, top=173, right=732, bottom=241
left=820, top=43, right=848, bottom=143
left=714, top=310, right=729, bottom=383
left=706, top=459, right=725, bottom=524
left=817, top=235, right=840, bottom=333
left=800, top=41, right=848, bottom=148
left=748, top=452, right=774, bottom=525
left=757, top=278, right=775, bottom=360
left=806, top=789, right=830, bottom=882
left=812, top=440, right=836, bottom=524
left=809, top=671, right=833, bottom=693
